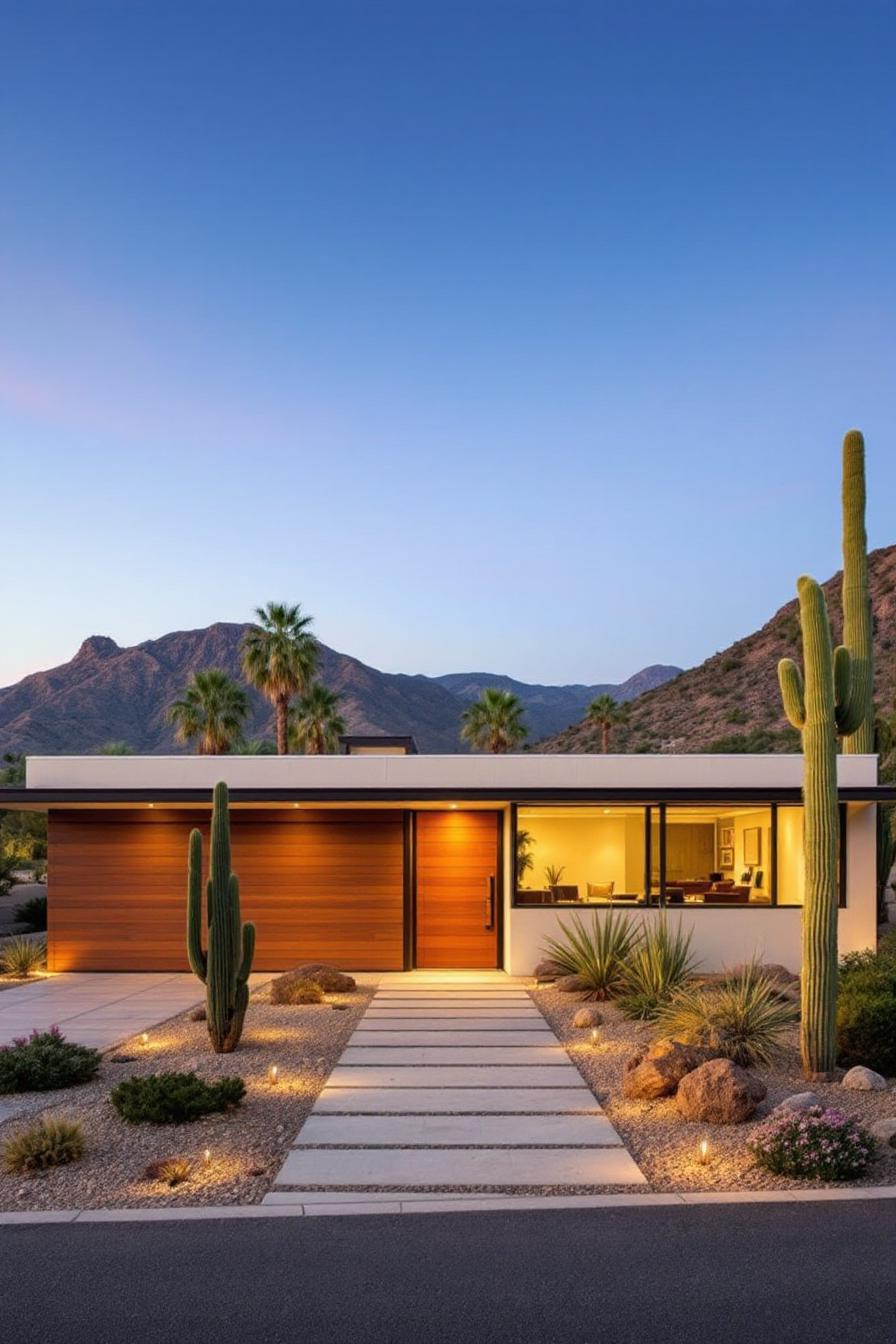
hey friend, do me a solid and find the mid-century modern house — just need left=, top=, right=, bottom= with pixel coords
left=3, top=750, right=888, bottom=976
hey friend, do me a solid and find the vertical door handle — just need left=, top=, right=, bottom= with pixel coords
left=484, top=875, right=495, bottom=930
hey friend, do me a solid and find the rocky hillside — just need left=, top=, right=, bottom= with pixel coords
left=0, top=625, right=467, bottom=754
left=541, top=544, right=896, bottom=754
left=0, top=623, right=676, bottom=756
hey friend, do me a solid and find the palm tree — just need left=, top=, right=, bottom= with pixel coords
left=167, top=669, right=249, bottom=755
left=460, top=688, right=527, bottom=754
left=587, top=694, right=627, bottom=752
left=289, top=683, right=346, bottom=755
left=241, top=602, right=319, bottom=755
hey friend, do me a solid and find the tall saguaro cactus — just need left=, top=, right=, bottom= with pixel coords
left=779, top=577, right=863, bottom=1078
left=187, top=782, right=256, bottom=1053
left=841, top=429, right=874, bottom=755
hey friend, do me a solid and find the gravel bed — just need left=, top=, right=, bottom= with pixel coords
left=0, top=980, right=376, bottom=1211
left=532, top=984, right=896, bottom=1192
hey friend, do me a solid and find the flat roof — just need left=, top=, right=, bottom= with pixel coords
left=0, top=752, right=887, bottom=808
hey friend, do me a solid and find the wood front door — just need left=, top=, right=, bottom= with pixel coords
left=414, top=811, right=501, bottom=968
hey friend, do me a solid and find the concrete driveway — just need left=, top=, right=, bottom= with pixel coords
left=0, top=973, right=265, bottom=1049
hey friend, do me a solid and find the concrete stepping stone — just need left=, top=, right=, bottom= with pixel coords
left=328, top=1064, right=584, bottom=1088
left=275, top=1146, right=646, bottom=1188
left=357, top=1016, right=548, bottom=1026
left=312, top=1087, right=599, bottom=1113
left=348, top=1031, right=554, bottom=1046
left=365, top=1009, right=540, bottom=1019
left=341, top=1046, right=568, bottom=1065
left=295, top=1113, right=622, bottom=1146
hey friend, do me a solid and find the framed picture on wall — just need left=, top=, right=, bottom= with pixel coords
left=719, top=825, right=734, bottom=849
left=720, top=846, right=734, bottom=869
left=744, top=827, right=762, bottom=866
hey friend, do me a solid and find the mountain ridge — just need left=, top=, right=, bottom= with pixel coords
left=0, top=623, right=677, bottom=755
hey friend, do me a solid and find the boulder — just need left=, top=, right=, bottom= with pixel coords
left=731, top=962, right=798, bottom=987
left=533, top=959, right=564, bottom=982
left=842, top=1065, right=888, bottom=1091
left=622, top=1040, right=714, bottom=1101
left=291, top=963, right=356, bottom=993
left=775, top=1091, right=822, bottom=1113
left=573, top=1007, right=603, bottom=1028
left=869, top=1118, right=896, bottom=1148
left=675, top=1058, right=761, bottom=1124
left=555, top=974, right=593, bottom=995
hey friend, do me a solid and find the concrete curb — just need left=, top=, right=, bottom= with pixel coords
left=3, top=1186, right=896, bottom=1225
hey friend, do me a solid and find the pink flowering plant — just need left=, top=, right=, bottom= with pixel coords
left=749, top=1106, right=875, bottom=1180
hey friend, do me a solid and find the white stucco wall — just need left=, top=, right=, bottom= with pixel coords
left=24, top=751, right=881, bottom=791
left=504, top=804, right=878, bottom=976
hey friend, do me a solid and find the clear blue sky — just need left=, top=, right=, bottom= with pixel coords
left=2, top=2, right=894, bottom=688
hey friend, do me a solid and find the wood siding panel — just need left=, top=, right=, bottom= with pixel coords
left=48, top=809, right=405, bottom=972
left=415, top=812, right=500, bottom=969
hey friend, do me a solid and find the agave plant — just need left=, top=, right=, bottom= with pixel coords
left=541, top=910, right=641, bottom=1000
left=618, top=916, right=699, bottom=1020
left=654, top=960, right=799, bottom=1067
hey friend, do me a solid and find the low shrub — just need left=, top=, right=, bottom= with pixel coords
left=0, top=936, right=47, bottom=978
left=618, top=917, right=699, bottom=1020
left=837, top=937, right=896, bottom=1076
left=270, top=975, right=325, bottom=1006
left=144, top=1156, right=192, bottom=1186
left=13, top=894, right=48, bottom=932
left=0, top=1027, right=102, bottom=1094
left=111, top=1072, right=245, bottom=1124
left=541, top=910, right=641, bottom=1001
left=654, top=961, right=798, bottom=1067
left=3, top=1117, right=85, bottom=1174
left=749, top=1106, right=874, bottom=1180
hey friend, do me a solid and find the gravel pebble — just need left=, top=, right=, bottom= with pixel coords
left=533, top=984, right=896, bottom=1192
left=0, top=981, right=375, bottom=1211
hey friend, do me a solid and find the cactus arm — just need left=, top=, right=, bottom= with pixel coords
left=834, top=646, right=864, bottom=736
left=841, top=430, right=874, bottom=753
left=186, top=828, right=207, bottom=981
left=778, top=658, right=806, bottom=729
left=238, top=921, right=256, bottom=984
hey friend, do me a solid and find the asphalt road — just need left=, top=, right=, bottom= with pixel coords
left=3, top=1201, right=895, bottom=1343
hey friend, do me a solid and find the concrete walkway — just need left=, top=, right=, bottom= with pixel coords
left=0, top=972, right=266, bottom=1049
left=269, top=970, right=645, bottom=1201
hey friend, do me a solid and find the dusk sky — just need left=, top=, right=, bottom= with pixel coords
left=2, top=2, right=894, bottom=689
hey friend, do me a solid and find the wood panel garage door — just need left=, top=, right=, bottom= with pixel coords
left=48, top=809, right=406, bottom=972
left=414, top=811, right=501, bottom=968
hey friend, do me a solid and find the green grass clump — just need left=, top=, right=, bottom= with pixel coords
left=144, top=1156, right=193, bottom=1186
left=541, top=910, right=641, bottom=1001
left=3, top=1117, right=84, bottom=1174
left=618, top=917, right=699, bottom=1020
left=0, top=1028, right=102, bottom=1094
left=0, top=936, right=47, bottom=978
left=654, top=961, right=798, bottom=1067
left=111, top=1072, right=245, bottom=1124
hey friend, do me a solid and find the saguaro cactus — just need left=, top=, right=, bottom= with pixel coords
left=779, top=577, right=863, bottom=1078
left=841, top=429, right=874, bottom=755
left=187, top=781, right=256, bottom=1053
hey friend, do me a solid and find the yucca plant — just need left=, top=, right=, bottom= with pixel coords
left=541, top=910, right=641, bottom=1000
left=654, top=960, right=799, bottom=1067
left=0, top=936, right=47, bottom=978
left=618, top=916, right=699, bottom=1020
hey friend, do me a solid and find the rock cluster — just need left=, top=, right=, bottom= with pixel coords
left=290, top=964, right=356, bottom=993
left=623, top=1040, right=717, bottom=1101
